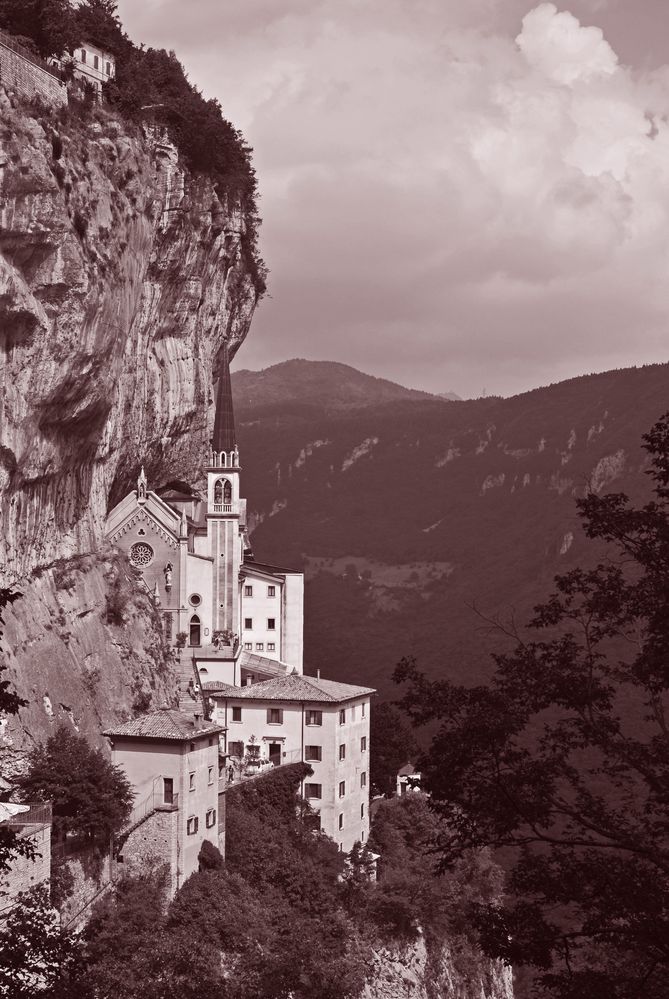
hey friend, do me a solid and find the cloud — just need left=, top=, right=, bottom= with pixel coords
left=517, top=2, right=618, bottom=84
left=117, top=1, right=669, bottom=396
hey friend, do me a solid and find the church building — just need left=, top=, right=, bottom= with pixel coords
left=105, top=350, right=303, bottom=689
left=104, top=351, right=375, bottom=849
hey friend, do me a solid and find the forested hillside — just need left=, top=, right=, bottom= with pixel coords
left=233, top=360, right=669, bottom=696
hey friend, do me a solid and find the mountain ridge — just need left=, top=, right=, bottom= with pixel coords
left=232, top=358, right=443, bottom=412
left=234, top=358, right=669, bottom=697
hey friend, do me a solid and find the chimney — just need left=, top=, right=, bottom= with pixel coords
left=245, top=677, right=252, bottom=687
left=194, top=712, right=201, bottom=724
left=316, top=669, right=320, bottom=680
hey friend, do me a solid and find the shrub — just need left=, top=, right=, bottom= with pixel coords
left=72, top=209, right=88, bottom=240
left=198, top=839, right=223, bottom=872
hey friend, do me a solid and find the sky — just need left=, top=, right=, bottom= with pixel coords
left=116, top=0, right=669, bottom=398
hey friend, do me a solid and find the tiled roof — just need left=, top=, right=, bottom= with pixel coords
left=104, top=709, right=223, bottom=741
left=242, top=557, right=302, bottom=575
left=203, top=673, right=375, bottom=704
left=238, top=650, right=289, bottom=676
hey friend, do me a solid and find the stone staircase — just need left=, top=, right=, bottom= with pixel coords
left=174, top=648, right=204, bottom=716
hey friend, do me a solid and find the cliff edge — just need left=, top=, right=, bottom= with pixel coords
left=0, top=89, right=261, bottom=584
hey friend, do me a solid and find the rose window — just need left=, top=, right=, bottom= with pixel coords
left=129, top=542, right=154, bottom=568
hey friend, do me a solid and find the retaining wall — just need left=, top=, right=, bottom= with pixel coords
left=0, top=37, right=67, bottom=106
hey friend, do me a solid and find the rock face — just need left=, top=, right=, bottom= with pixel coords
left=0, top=89, right=260, bottom=585
left=364, top=933, right=514, bottom=999
left=1, top=549, right=178, bottom=769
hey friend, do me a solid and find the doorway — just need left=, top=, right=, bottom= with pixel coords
left=268, top=742, right=282, bottom=767
left=189, top=615, right=201, bottom=647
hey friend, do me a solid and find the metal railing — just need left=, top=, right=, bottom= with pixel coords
left=220, top=748, right=304, bottom=791
left=2, top=801, right=52, bottom=830
left=122, top=779, right=178, bottom=836
left=0, top=30, right=62, bottom=81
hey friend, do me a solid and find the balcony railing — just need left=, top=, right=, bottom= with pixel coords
left=213, top=503, right=233, bottom=513
left=220, top=748, right=303, bottom=790
left=2, top=801, right=52, bottom=830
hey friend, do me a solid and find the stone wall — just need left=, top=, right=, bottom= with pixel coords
left=56, top=845, right=113, bottom=929
left=0, top=39, right=67, bottom=107
left=0, top=822, right=51, bottom=915
left=117, top=807, right=179, bottom=897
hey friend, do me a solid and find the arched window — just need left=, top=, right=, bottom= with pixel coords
left=214, top=478, right=232, bottom=508
left=189, top=615, right=201, bottom=647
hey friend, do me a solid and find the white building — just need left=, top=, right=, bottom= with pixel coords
left=206, top=674, right=374, bottom=852
left=71, top=41, right=115, bottom=96
left=105, top=348, right=304, bottom=688
left=105, top=348, right=375, bottom=855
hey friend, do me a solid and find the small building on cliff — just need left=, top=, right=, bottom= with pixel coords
left=104, top=710, right=223, bottom=895
left=70, top=41, right=115, bottom=97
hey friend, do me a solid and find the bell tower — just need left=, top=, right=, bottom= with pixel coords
left=206, top=345, right=243, bottom=638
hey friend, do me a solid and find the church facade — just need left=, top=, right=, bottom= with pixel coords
left=105, top=352, right=304, bottom=688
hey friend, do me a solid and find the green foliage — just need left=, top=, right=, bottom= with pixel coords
left=369, top=701, right=417, bottom=796
left=395, top=413, right=669, bottom=997
left=20, top=726, right=132, bottom=842
left=366, top=796, right=503, bottom=953
left=104, top=563, right=131, bottom=625
left=0, top=0, right=78, bottom=58
left=0, top=883, right=82, bottom=997
left=197, top=838, right=223, bottom=871
left=78, top=868, right=225, bottom=999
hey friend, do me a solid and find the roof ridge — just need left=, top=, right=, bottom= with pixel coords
left=294, top=673, right=336, bottom=700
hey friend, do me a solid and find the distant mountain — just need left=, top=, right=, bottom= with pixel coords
left=232, top=359, right=439, bottom=412
left=438, top=391, right=462, bottom=401
left=233, top=361, right=669, bottom=698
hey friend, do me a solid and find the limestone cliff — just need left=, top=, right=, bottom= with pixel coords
left=0, top=88, right=261, bottom=757
left=0, top=88, right=260, bottom=585
left=1, top=548, right=178, bottom=768
left=364, top=932, right=513, bottom=999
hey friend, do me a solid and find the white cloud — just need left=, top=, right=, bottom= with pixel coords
left=117, top=1, right=669, bottom=396
left=516, top=2, right=618, bottom=84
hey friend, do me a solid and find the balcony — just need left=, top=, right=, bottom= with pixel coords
left=212, top=503, right=233, bottom=514
left=219, top=747, right=303, bottom=792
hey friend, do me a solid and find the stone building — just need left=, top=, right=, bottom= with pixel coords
left=104, top=710, right=223, bottom=894
left=0, top=801, right=52, bottom=914
left=206, top=674, right=373, bottom=852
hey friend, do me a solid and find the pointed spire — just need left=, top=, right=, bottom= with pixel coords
left=212, top=343, right=236, bottom=453
left=137, top=465, right=147, bottom=502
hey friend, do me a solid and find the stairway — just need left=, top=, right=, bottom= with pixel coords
left=174, top=648, right=206, bottom=716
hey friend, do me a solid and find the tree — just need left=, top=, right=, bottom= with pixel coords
left=0, top=0, right=78, bottom=58
left=369, top=701, right=417, bottom=796
left=0, top=884, right=82, bottom=997
left=395, top=412, right=669, bottom=998
left=19, top=726, right=132, bottom=842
